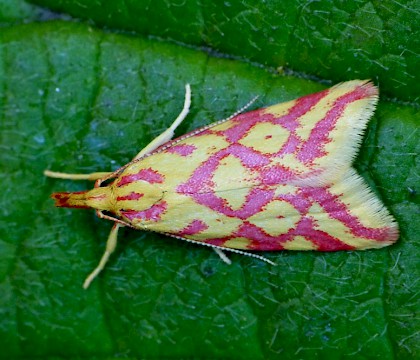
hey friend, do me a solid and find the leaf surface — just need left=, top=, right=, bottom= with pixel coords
left=27, top=0, right=420, bottom=104
left=0, top=3, right=418, bottom=360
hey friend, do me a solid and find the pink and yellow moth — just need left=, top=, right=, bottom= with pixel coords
left=45, top=80, right=399, bottom=288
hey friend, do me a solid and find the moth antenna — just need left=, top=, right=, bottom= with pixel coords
left=223, top=94, right=260, bottom=122
left=165, top=234, right=277, bottom=266
left=152, top=93, right=260, bottom=149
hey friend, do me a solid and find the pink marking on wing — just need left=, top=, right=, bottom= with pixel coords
left=121, top=201, right=167, bottom=222
left=177, top=144, right=270, bottom=194
left=222, top=109, right=266, bottom=142
left=233, top=217, right=352, bottom=251
left=203, top=238, right=229, bottom=247
left=116, top=192, right=144, bottom=201
left=259, top=165, right=299, bottom=185
left=277, top=186, right=392, bottom=243
left=292, top=217, right=354, bottom=251
left=264, top=90, right=330, bottom=160
left=228, top=144, right=270, bottom=167
left=200, top=213, right=355, bottom=251
left=191, top=181, right=393, bottom=251
left=304, top=187, right=393, bottom=241
left=191, top=188, right=275, bottom=219
left=217, top=90, right=329, bottom=162
left=178, top=219, right=209, bottom=236
left=176, top=155, right=218, bottom=193
left=202, top=217, right=353, bottom=251
left=220, top=90, right=328, bottom=143
left=278, top=193, right=311, bottom=213
left=277, top=133, right=301, bottom=155
left=166, top=144, right=197, bottom=156
left=236, top=222, right=288, bottom=250
left=118, top=168, right=164, bottom=187
left=297, top=84, right=372, bottom=164
left=275, top=90, right=329, bottom=131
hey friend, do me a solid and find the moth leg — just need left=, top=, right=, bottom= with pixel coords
left=44, top=170, right=111, bottom=181
left=132, top=84, right=191, bottom=160
left=83, top=222, right=123, bottom=289
left=213, top=248, right=232, bottom=265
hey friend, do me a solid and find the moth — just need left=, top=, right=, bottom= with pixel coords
left=45, top=80, right=399, bottom=288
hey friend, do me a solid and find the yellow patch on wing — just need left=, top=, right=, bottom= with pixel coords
left=273, top=184, right=299, bottom=196
left=212, top=154, right=258, bottom=193
left=283, top=236, right=318, bottom=250
left=247, top=199, right=301, bottom=237
left=263, top=99, right=297, bottom=117
left=238, top=122, right=289, bottom=154
left=141, top=192, right=243, bottom=240
left=224, top=237, right=251, bottom=249
left=216, top=187, right=254, bottom=211
left=271, top=153, right=312, bottom=176
left=139, top=133, right=229, bottom=189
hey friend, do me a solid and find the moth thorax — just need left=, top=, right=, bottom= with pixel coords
left=85, top=187, right=114, bottom=211
left=114, top=182, right=164, bottom=212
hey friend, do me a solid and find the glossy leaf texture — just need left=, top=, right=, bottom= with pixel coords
left=0, top=4, right=419, bottom=360
left=26, top=0, right=420, bottom=104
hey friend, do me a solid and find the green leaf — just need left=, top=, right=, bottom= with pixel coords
left=0, top=0, right=57, bottom=25
left=26, top=0, right=420, bottom=104
left=0, top=16, right=418, bottom=360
